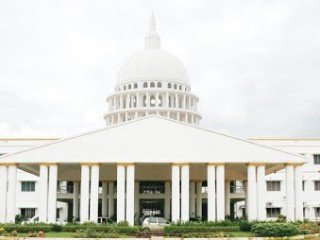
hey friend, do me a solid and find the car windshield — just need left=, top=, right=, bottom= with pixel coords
left=149, top=217, right=157, bottom=223
left=158, top=217, right=168, bottom=223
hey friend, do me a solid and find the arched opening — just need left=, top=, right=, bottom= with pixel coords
left=128, top=84, right=132, bottom=90
left=157, top=82, right=162, bottom=88
left=150, top=95, right=156, bottom=107
left=150, top=82, right=155, bottom=88
left=143, top=95, right=147, bottom=107
left=143, top=82, right=148, bottom=88
left=174, top=84, right=177, bottom=89
left=179, top=85, right=182, bottom=90
left=168, top=83, right=172, bottom=89
left=123, top=85, right=127, bottom=90
left=158, top=95, right=163, bottom=107
left=134, top=83, right=138, bottom=89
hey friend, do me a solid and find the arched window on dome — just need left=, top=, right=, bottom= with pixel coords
left=123, top=85, right=127, bottom=91
left=150, top=82, right=155, bottom=88
left=150, top=95, right=156, bottom=107
left=134, top=83, right=138, bottom=89
left=168, top=83, right=172, bottom=89
left=133, top=96, right=137, bottom=108
left=143, top=82, right=148, bottom=88
left=179, top=85, right=182, bottom=90
left=157, top=82, right=162, bottom=88
left=128, top=84, right=132, bottom=90
left=174, top=84, right=177, bottom=90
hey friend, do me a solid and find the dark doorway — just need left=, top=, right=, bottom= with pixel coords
left=140, top=199, right=164, bottom=218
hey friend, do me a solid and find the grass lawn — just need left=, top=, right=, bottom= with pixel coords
left=17, top=232, right=75, bottom=238
left=228, top=231, right=254, bottom=237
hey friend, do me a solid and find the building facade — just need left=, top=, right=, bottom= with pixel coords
left=0, top=15, right=319, bottom=225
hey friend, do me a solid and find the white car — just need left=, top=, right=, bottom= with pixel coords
left=22, top=216, right=66, bottom=225
left=142, top=216, right=170, bottom=228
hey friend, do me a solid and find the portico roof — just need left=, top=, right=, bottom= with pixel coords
left=0, top=116, right=305, bottom=170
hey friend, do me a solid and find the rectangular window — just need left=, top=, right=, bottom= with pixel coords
left=267, top=181, right=281, bottom=191
left=315, top=181, right=320, bottom=191
left=314, top=155, right=320, bottom=164
left=20, top=208, right=36, bottom=219
left=303, top=180, right=306, bottom=191
left=21, top=181, right=35, bottom=192
left=316, top=208, right=320, bottom=218
left=266, top=208, right=281, bottom=218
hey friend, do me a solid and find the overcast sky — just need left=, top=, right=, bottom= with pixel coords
left=0, top=0, right=319, bottom=138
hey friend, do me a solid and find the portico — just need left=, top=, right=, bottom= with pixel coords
left=0, top=116, right=305, bottom=224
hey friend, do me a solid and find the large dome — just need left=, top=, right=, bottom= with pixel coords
left=116, top=49, right=190, bottom=87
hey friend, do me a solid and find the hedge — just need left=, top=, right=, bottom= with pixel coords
left=0, top=224, right=140, bottom=235
left=164, top=226, right=240, bottom=236
left=251, top=223, right=300, bottom=237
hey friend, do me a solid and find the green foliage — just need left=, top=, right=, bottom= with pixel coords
left=181, top=231, right=230, bottom=238
left=0, top=227, right=4, bottom=235
left=73, top=229, right=119, bottom=238
left=171, top=220, right=237, bottom=227
left=15, top=215, right=23, bottom=224
left=251, top=222, right=300, bottom=237
left=298, top=221, right=320, bottom=234
left=51, top=224, right=63, bottom=232
left=164, top=225, right=240, bottom=236
left=1, top=224, right=52, bottom=233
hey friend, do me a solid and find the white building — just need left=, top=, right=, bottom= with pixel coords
left=0, top=15, right=319, bottom=225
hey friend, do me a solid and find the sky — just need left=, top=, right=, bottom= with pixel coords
left=0, top=0, right=319, bottom=138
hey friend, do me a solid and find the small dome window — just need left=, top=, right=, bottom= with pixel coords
left=123, top=85, right=127, bottom=90
left=128, top=84, right=132, bottom=90
left=143, top=82, right=148, bottom=88
left=157, top=82, right=162, bottom=88
left=168, top=83, right=172, bottom=89
left=150, top=82, right=155, bottom=88
left=174, top=84, right=177, bottom=89
left=134, top=83, right=138, bottom=89
left=179, top=85, right=182, bottom=90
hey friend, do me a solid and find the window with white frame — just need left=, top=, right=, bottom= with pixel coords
left=267, top=181, right=281, bottom=191
left=314, top=181, right=320, bottom=191
left=21, top=181, right=35, bottom=192
left=266, top=208, right=281, bottom=218
left=20, top=208, right=36, bottom=219
left=314, top=155, right=320, bottom=164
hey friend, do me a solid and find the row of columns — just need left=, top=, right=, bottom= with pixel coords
left=108, top=92, right=198, bottom=112
left=0, top=162, right=304, bottom=224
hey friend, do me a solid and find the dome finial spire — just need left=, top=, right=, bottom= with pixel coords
left=149, top=11, right=156, bottom=32
left=145, top=12, right=160, bottom=50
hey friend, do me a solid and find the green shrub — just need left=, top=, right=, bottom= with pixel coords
left=239, top=220, right=253, bottom=231
left=182, top=231, right=230, bottom=238
left=298, top=221, right=320, bottom=234
left=2, top=224, right=52, bottom=233
left=73, top=229, right=119, bottom=238
left=171, top=220, right=237, bottom=227
left=164, top=226, right=239, bottom=236
left=0, top=228, right=5, bottom=235
left=51, top=224, right=63, bottom=232
left=251, top=222, right=300, bottom=237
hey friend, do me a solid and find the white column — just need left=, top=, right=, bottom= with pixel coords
left=196, top=181, right=202, bottom=219
left=216, top=165, right=225, bottom=221
left=257, top=165, right=266, bottom=221
left=73, top=181, right=80, bottom=219
left=126, top=164, right=135, bottom=226
left=171, top=164, right=180, bottom=222
left=102, top=182, right=108, bottom=217
left=80, top=165, right=90, bottom=223
left=108, top=182, right=115, bottom=218
left=164, top=181, right=171, bottom=219
left=295, top=165, right=303, bottom=221
left=247, top=165, right=257, bottom=221
left=48, top=165, right=58, bottom=223
left=117, top=164, right=126, bottom=222
left=39, top=165, right=48, bottom=222
left=0, top=166, right=8, bottom=223
left=6, top=165, right=17, bottom=223
left=181, top=164, right=190, bottom=221
left=90, top=165, right=100, bottom=222
left=207, top=164, right=216, bottom=221
left=190, top=182, right=196, bottom=218
left=225, top=180, right=231, bottom=216
left=286, top=164, right=295, bottom=221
